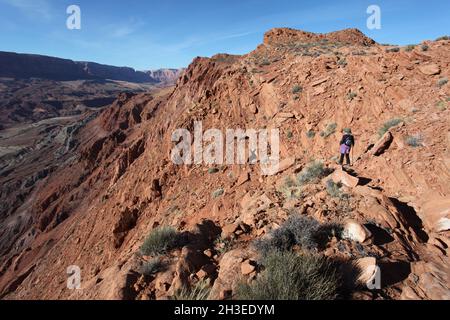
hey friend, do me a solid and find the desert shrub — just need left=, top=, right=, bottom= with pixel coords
left=436, top=101, right=447, bottom=111
left=208, top=168, right=220, bottom=174
left=320, top=123, right=337, bottom=138
left=253, top=215, right=338, bottom=257
left=436, top=35, right=450, bottom=41
left=282, top=215, right=321, bottom=250
left=314, top=223, right=344, bottom=248
left=297, top=160, right=331, bottom=185
left=405, top=45, right=416, bottom=52
left=140, top=258, right=167, bottom=276
left=254, top=227, right=295, bottom=256
left=347, top=92, right=357, bottom=101
left=378, top=118, right=402, bottom=137
left=260, top=58, right=271, bottom=66
left=306, top=130, right=316, bottom=139
left=140, top=227, right=180, bottom=256
left=437, top=78, right=448, bottom=87
left=172, top=279, right=211, bottom=300
left=337, top=57, right=347, bottom=66
left=292, top=85, right=303, bottom=94
left=326, top=179, right=343, bottom=198
left=421, top=44, right=429, bottom=51
left=236, top=251, right=341, bottom=300
left=352, top=50, right=367, bottom=56
left=405, top=134, right=423, bottom=147
left=212, top=188, right=224, bottom=199
left=385, top=47, right=400, bottom=53
left=278, top=177, right=302, bottom=200
left=214, top=237, right=234, bottom=255
left=286, top=130, right=293, bottom=139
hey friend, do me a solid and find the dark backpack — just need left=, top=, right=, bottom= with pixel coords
left=344, top=135, right=353, bottom=147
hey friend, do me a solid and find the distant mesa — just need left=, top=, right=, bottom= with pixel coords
left=0, top=51, right=182, bottom=84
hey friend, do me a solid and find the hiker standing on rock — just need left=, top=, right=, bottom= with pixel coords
left=339, top=128, right=355, bottom=166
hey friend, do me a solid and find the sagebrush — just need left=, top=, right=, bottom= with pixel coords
left=236, top=251, right=341, bottom=300
left=140, top=227, right=180, bottom=256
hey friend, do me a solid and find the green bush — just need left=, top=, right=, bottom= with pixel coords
left=260, top=59, right=271, bottom=66
left=337, top=57, right=347, bottom=66
left=326, top=179, right=343, bottom=198
left=287, top=130, right=293, bottom=139
left=140, top=258, right=167, bottom=276
left=140, top=227, right=179, bottom=256
left=405, top=134, right=423, bottom=147
left=314, top=223, right=343, bottom=247
left=278, top=176, right=302, bottom=200
left=378, top=118, right=402, bottom=137
left=436, top=35, right=449, bottom=41
left=297, top=161, right=331, bottom=185
left=236, top=251, right=341, bottom=300
left=347, top=92, right=357, bottom=101
left=292, top=85, right=303, bottom=94
left=253, top=215, right=341, bottom=256
left=320, top=123, right=337, bottom=138
left=437, top=78, right=448, bottom=88
left=212, top=188, right=224, bottom=199
left=208, top=168, right=220, bottom=174
left=405, top=45, right=416, bottom=52
left=385, top=47, right=400, bottom=53
left=214, top=236, right=234, bottom=255
left=421, top=44, right=429, bottom=51
left=436, top=101, right=447, bottom=111
left=306, top=130, right=316, bottom=139
left=172, top=279, right=211, bottom=300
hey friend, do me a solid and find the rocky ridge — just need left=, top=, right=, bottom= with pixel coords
left=0, top=28, right=449, bottom=300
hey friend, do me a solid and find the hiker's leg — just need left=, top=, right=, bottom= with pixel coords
left=345, top=153, right=351, bottom=165
left=339, top=154, right=344, bottom=165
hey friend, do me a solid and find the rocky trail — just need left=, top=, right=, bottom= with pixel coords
left=0, top=28, right=448, bottom=300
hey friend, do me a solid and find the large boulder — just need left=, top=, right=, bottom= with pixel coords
left=419, top=197, right=450, bottom=233
left=371, top=131, right=393, bottom=156
left=209, top=249, right=254, bottom=300
left=169, top=246, right=211, bottom=294
left=355, top=257, right=379, bottom=287
left=68, top=259, right=141, bottom=300
left=418, top=63, right=441, bottom=76
left=342, top=219, right=373, bottom=243
left=330, top=168, right=359, bottom=188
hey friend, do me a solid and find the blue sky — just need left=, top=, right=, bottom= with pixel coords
left=0, top=0, right=448, bottom=70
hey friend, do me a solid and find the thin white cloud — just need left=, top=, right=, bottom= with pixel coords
left=111, top=26, right=135, bottom=38
left=106, top=18, right=146, bottom=38
left=216, top=31, right=256, bottom=41
left=0, top=0, right=53, bottom=20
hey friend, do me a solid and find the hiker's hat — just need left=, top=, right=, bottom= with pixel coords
left=343, top=128, right=352, bottom=134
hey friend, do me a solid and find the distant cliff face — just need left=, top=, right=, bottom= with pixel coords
left=0, top=51, right=183, bottom=84
left=78, top=61, right=156, bottom=83
left=146, top=68, right=185, bottom=84
left=0, top=52, right=88, bottom=81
